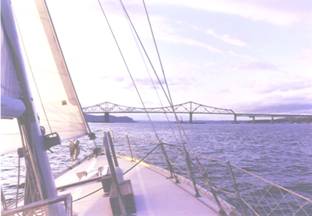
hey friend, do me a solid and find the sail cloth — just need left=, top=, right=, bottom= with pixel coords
left=1, top=2, right=24, bottom=153
left=1, top=12, right=24, bottom=119
left=10, top=0, right=90, bottom=141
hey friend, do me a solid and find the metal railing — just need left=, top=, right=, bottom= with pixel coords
left=1, top=194, right=72, bottom=216
left=110, top=131, right=312, bottom=216
left=191, top=156, right=312, bottom=216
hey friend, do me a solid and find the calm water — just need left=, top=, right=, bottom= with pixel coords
left=1, top=122, right=312, bottom=214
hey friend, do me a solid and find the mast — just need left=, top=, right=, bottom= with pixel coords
left=1, top=0, right=64, bottom=214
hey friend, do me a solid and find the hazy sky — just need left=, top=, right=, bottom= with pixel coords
left=15, top=0, right=312, bottom=113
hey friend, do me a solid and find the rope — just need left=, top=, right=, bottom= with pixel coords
left=123, top=143, right=160, bottom=175
left=15, top=156, right=21, bottom=208
left=73, top=188, right=102, bottom=203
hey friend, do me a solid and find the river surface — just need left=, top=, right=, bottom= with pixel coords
left=1, top=122, right=312, bottom=214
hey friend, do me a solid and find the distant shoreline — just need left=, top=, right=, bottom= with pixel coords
left=85, top=114, right=312, bottom=124
left=85, top=114, right=135, bottom=123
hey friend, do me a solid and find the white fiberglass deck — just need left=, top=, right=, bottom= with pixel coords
left=56, top=155, right=235, bottom=216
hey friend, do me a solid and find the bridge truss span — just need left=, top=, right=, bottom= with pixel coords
left=83, top=101, right=312, bottom=123
left=83, top=101, right=234, bottom=114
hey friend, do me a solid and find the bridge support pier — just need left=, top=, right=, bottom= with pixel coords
left=234, top=114, right=237, bottom=123
left=251, top=116, right=256, bottom=122
left=189, top=112, right=193, bottom=123
left=104, top=112, right=110, bottom=123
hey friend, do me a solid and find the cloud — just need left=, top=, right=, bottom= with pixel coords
left=158, top=31, right=224, bottom=54
left=250, top=103, right=312, bottom=113
left=239, top=61, right=279, bottom=71
left=205, top=29, right=247, bottom=47
left=227, top=50, right=255, bottom=61
left=149, top=0, right=312, bottom=26
left=260, top=81, right=312, bottom=94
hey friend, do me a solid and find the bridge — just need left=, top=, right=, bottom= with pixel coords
left=83, top=101, right=312, bottom=123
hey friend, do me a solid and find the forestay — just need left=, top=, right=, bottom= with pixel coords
left=11, top=0, right=90, bottom=140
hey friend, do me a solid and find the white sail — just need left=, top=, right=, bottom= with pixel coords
left=11, top=0, right=90, bottom=141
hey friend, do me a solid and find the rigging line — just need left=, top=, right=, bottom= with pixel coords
left=12, top=5, right=52, bottom=133
left=142, top=0, right=191, bottom=144
left=98, top=1, right=177, bottom=179
left=97, top=0, right=161, bottom=142
left=142, top=0, right=173, bottom=104
left=15, top=156, right=21, bottom=208
left=141, top=0, right=190, bottom=147
left=123, top=143, right=160, bottom=175
left=124, top=10, right=180, bottom=144
left=17, top=119, right=44, bottom=200
left=119, top=0, right=189, bottom=150
left=118, top=0, right=172, bottom=107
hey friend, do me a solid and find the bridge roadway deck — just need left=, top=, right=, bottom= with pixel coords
left=85, top=111, right=312, bottom=117
left=56, top=154, right=235, bottom=215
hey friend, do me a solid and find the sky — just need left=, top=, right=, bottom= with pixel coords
left=13, top=0, right=312, bottom=114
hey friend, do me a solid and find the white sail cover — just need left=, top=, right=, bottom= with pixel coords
left=1, top=25, right=21, bottom=101
left=1, top=1, right=24, bottom=154
left=10, top=0, right=89, bottom=140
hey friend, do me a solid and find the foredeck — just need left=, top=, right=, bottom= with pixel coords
left=56, top=155, right=235, bottom=216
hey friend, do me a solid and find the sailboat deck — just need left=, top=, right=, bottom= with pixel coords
left=56, top=155, right=235, bottom=216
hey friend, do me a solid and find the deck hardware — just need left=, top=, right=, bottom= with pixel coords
left=1, top=194, right=72, bottom=216
left=107, top=133, right=119, bottom=167
left=44, top=132, right=61, bottom=151
left=88, top=132, right=96, bottom=140
left=57, top=175, right=111, bottom=191
left=103, top=132, right=128, bottom=215
left=93, top=147, right=102, bottom=156
left=126, top=135, right=134, bottom=161
left=17, top=148, right=25, bottom=158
